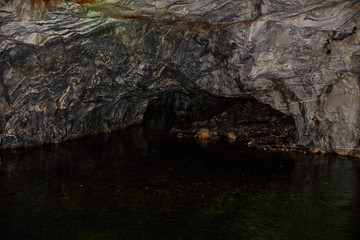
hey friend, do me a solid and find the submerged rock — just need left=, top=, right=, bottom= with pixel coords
left=0, top=0, right=359, bottom=157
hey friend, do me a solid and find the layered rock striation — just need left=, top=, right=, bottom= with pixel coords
left=0, top=0, right=359, bottom=156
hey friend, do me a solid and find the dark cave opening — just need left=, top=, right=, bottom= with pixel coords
left=142, top=91, right=297, bottom=150
left=142, top=101, right=175, bottom=139
left=142, top=91, right=240, bottom=137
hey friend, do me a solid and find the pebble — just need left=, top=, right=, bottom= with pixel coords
left=227, top=132, right=237, bottom=141
left=198, top=127, right=211, bottom=139
left=309, top=147, right=321, bottom=154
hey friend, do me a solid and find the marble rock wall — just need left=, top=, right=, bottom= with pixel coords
left=0, top=0, right=359, bottom=156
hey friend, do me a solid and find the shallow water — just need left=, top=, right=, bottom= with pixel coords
left=0, top=127, right=359, bottom=240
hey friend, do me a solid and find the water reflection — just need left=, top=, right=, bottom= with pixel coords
left=0, top=127, right=359, bottom=240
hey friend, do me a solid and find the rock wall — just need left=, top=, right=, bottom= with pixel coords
left=0, top=0, right=359, bottom=156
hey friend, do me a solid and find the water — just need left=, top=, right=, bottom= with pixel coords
left=0, top=127, right=359, bottom=240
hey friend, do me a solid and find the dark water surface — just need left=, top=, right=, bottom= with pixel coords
left=0, top=127, right=360, bottom=240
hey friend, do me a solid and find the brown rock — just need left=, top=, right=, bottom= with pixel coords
left=198, top=128, right=211, bottom=139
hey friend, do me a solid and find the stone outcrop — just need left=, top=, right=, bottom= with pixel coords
left=0, top=0, right=359, bottom=157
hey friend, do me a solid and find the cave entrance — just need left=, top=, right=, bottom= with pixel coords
left=142, top=101, right=175, bottom=138
left=142, top=91, right=296, bottom=148
left=142, top=91, right=237, bottom=138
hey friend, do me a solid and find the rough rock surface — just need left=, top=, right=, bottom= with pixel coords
left=167, top=97, right=303, bottom=154
left=0, top=0, right=359, bottom=157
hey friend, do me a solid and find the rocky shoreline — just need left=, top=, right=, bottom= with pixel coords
left=167, top=98, right=314, bottom=155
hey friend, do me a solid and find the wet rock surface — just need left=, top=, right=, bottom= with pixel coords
left=0, top=0, right=360, bottom=157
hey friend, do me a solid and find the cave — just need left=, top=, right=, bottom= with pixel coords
left=142, top=96, right=176, bottom=138
left=1, top=0, right=359, bottom=156
left=1, top=1, right=360, bottom=239
left=142, top=91, right=297, bottom=150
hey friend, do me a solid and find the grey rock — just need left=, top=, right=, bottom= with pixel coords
left=0, top=0, right=359, bottom=156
